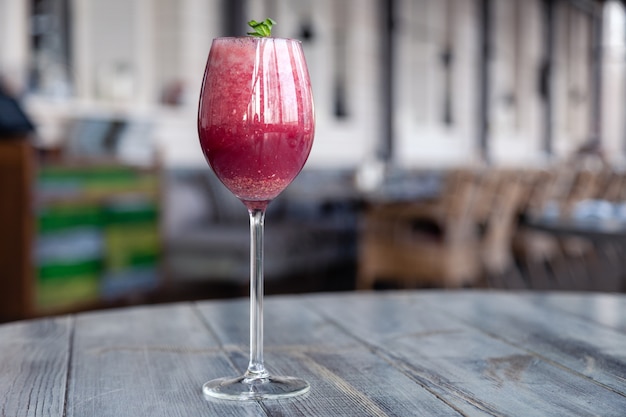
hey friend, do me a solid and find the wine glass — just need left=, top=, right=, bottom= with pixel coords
left=197, top=36, right=314, bottom=400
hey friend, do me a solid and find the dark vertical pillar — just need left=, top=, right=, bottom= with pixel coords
left=478, top=0, right=491, bottom=163
left=380, top=0, right=394, bottom=162
left=333, top=1, right=349, bottom=118
left=59, top=0, right=72, bottom=80
left=223, top=0, right=246, bottom=36
left=540, top=0, right=555, bottom=156
left=441, top=0, right=454, bottom=127
left=30, top=0, right=73, bottom=92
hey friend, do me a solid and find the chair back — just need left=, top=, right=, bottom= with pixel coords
left=480, top=170, right=525, bottom=275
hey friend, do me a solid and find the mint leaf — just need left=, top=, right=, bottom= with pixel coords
left=247, top=18, right=276, bottom=37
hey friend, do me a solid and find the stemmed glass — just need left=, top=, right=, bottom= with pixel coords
left=197, top=36, right=315, bottom=400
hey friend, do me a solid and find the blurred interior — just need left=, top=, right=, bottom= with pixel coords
left=1, top=0, right=626, bottom=322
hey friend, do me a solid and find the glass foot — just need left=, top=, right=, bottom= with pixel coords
left=203, top=375, right=310, bottom=401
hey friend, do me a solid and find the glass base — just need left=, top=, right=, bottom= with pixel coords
left=203, top=375, right=310, bottom=401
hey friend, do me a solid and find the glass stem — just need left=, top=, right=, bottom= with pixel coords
left=245, top=208, right=269, bottom=382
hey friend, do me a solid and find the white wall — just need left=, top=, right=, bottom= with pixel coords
left=5, top=0, right=622, bottom=169
left=489, top=0, right=546, bottom=166
left=394, top=0, right=481, bottom=168
left=601, top=0, right=626, bottom=163
left=552, top=0, right=594, bottom=158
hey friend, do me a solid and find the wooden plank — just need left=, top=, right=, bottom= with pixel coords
left=307, top=291, right=626, bottom=416
left=421, top=291, right=626, bottom=393
left=263, top=347, right=468, bottom=417
left=536, top=292, right=626, bottom=333
left=65, top=303, right=266, bottom=416
left=195, top=296, right=358, bottom=348
left=196, top=296, right=468, bottom=416
left=0, top=316, right=71, bottom=417
left=3, top=290, right=625, bottom=416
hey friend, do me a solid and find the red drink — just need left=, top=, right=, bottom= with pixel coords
left=199, top=30, right=314, bottom=400
left=198, top=37, right=315, bottom=209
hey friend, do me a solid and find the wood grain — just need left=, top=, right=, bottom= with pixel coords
left=537, top=292, right=626, bottom=333
left=196, top=297, right=465, bottom=416
left=0, top=317, right=71, bottom=416
left=1, top=291, right=624, bottom=416
left=306, top=291, right=626, bottom=416
left=421, top=291, right=626, bottom=393
left=65, top=303, right=265, bottom=416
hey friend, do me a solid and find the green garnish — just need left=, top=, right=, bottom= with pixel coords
left=247, top=18, right=276, bottom=37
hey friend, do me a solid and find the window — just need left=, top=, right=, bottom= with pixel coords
left=30, top=0, right=73, bottom=97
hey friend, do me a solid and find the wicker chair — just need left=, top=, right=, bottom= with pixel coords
left=356, top=169, right=482, bottom=289
left=479, top=169, right=526, bottom=286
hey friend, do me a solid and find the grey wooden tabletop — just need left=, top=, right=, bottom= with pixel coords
left=1, top=290, right=625, bottom=416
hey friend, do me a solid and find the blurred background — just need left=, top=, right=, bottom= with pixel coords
left=1, top=0, right=626, bottom=321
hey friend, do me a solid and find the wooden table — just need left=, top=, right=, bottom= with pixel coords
left=2, top=290, right=625, bottom=416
